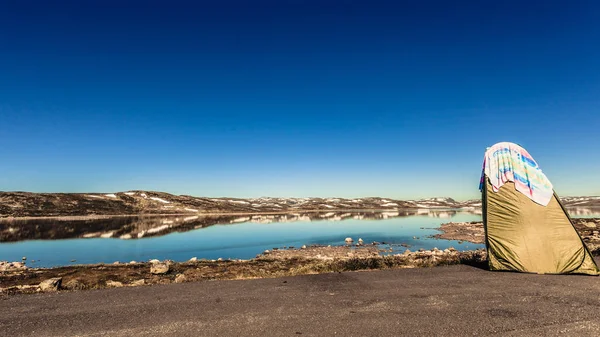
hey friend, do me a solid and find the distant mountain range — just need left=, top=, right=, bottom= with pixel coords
left=0, top=191, right=598, bottom=218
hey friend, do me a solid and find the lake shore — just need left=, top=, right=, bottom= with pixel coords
left=2, top=217, right=598, bottom=295
left=0, top=244, right=487, bottom=295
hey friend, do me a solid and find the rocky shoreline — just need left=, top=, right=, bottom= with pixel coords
left=0, top=245, right=487, bottom=295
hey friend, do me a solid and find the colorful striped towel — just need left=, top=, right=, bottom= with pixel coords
left=479, top=142, right=554, bottom=206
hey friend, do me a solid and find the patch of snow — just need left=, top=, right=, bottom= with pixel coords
left=322, top=205, right=335, bottom=208
left=183, top=216, right=199, bottom=222
left=150, top=197, right=170, bottom=204
left=184, top=208, right=199, bottom=212
left=86, top=195, right=104, bottom=199
left=100, top=232, right=114, bottom=238
left=229, top=200, right=250, bottom=204
left=162, top=220, right=174, bottom=224
left=105, top=194, right=117, bottom=199
left=124, top=192, right=135, bottom=196
left=140, top=193, right=148, bottom=198
left=381, top=202, right=398, bottom=207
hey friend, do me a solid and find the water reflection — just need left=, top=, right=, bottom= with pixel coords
left=0, top=209, right=478, bottom=242
left=566, top=207, right=600, bottom=218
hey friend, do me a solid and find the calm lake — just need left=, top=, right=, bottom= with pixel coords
left=1, top=207, right=598, bottom=268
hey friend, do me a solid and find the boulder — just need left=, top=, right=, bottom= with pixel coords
left=150, top=262, right=170, bottom=275
left=175, top=274, right=187, bottom=283
left=39, top=277, right=62, bottom=292
left=345, top=237, right=353, bottom=243
left=63, top=279, right=86, bottom=291
left=357, top=238, right=364, bottom=245
left=149, top=259, right=161, bottom=264
left=189, top=257, right=198, bottom=262
left=0, top=261, right=27, bottom=272
left=301, top=245, right=307, bottom=249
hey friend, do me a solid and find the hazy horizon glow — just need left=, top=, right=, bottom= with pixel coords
left=1, top=1, right=599, bottom=200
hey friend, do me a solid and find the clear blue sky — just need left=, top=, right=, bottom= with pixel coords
left=1, top=1, right=599, bottom=200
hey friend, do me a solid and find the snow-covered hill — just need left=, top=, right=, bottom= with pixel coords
left=0, top=191, right=597, bottom=218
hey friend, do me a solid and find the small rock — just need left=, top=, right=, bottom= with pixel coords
left=113, top=261, right=120, bottom=265
left=189, top=257, right=198, bottom=262
left=70, top=259, right=77, bottom=262
left=217, top=258, right=223, bottom=261
left=345, top=237, right=353, bottom=243
left=149, top=259, right=161, bottom=264
left=129, top=261, right=137, bottom=264
left=22, top=256, right=27, bottom=261
left=263, top=250, right=270, bottom=255
left=131, top=279, right=145, bottom=286
left=175, top=274, right=187, bottom=283
left=301, top=245, right=307, bottom=249
left=39, top=277, right=62, bottom=292
left=106, top=280, right=124, bottom=288
left=150, top=262, right=170, bottom=274
left=358, top=238, right=364, bottom=245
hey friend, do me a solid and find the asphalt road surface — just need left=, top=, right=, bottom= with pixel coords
left=2, top=263, right=600, bottom=336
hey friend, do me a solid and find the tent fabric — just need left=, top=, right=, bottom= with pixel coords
left=483, top=180, right=598, bottom=275
left=480, top=142, right=553, bottom=206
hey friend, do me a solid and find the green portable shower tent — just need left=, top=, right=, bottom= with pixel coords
left=480, top=142, right=598, bottom=275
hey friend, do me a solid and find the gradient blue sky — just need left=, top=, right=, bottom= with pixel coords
left=1, top=1, right=599, bottom=200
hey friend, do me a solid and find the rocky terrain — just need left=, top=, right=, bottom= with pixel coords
left=2, top=191, right=598, bottom=219
left=0, top=245, right=487, bottom=295
left=0, top=191, right=482, bottom=218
